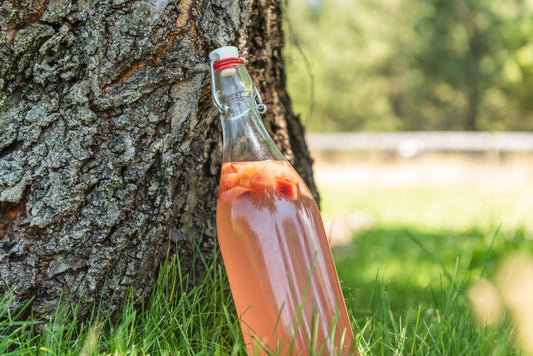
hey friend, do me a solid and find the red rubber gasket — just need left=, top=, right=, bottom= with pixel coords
left=213, top=58, right=245, bottom=71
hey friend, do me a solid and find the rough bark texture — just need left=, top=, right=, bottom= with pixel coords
left=0, top=0, right=318, bottom=322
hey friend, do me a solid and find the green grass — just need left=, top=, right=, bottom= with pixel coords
left=1, top=248, right=245, bottom=355
left=321, top=184, right=532, bottom=232
left=324, top=184, right=532, bottom=355
left=1, top=185, right=532, bottom=354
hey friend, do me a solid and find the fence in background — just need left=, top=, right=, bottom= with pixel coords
left=306, top=132, right=533, bottom=157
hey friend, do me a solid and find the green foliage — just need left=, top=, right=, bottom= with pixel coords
left=284, top=0, right=533, bottom=131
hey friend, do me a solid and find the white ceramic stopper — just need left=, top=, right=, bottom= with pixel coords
left=209, top=46, right=239, bottom=62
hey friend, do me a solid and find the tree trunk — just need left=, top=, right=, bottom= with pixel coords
left=0, top=0, right=318, bottom=322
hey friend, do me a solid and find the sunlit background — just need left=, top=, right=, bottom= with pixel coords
left=285, top=0, right=533, bottom=131
left=284, top=0, right=533, bottom=353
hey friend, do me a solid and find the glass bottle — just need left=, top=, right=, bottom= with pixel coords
left=210, top=46, right=357, bottom=355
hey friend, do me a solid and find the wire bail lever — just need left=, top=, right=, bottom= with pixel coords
left=210, top=58, right=229, bottom=114
left=210, top=55, right=267, bottom=115
left=253, top=83, right=267, bottom=114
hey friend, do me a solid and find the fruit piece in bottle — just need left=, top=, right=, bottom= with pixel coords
left=216, top=160, right=356, bottom=355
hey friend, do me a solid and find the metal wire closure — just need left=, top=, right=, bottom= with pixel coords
left=210, top=58, right=268, bottom=116
left=253, top=83, right=267, bottom=114
left=210, top=58, right=228, bottom=114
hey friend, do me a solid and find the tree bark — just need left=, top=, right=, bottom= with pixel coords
left=0, top=0, right=318, bottom=322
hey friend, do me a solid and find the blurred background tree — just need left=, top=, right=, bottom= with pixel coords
left=284, top=0, right=533, bottom=132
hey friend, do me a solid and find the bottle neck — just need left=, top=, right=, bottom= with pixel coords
left=221, top=98, right=285, bottom=162
left=213, top=62, right=285, bottom=163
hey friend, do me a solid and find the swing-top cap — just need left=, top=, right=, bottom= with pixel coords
left=209, top=46, right=239, bottom=62
left=208, top=45, right=267, bottom=115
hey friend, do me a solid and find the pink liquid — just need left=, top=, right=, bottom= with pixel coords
left=216, top=160, right=357, bottom=355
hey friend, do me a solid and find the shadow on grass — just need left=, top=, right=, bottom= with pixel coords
left=333, top=226, right=531, bottom=355
left=333, top=225, right=532, bottom=319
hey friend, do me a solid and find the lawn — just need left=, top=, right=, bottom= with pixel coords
left=323, top=184, right=533, bottom=355
left=2, top=183, right=532, bottom=355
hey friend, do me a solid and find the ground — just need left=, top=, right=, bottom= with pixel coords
left=313, top=151, right=533, bottom=246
